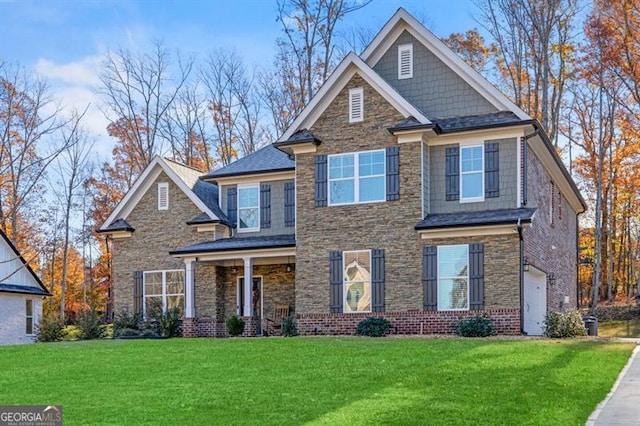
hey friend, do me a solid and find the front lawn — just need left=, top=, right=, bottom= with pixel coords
left=0, top=337, right=633, bottom=425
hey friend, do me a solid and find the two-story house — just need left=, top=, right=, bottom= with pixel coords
left=99, top=8, right=585, bottom=337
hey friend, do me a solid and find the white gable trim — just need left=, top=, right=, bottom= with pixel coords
left=278, top=52, right=430, bottom=142
left=361, top=8, right=530, bottom=121
left=100, top=156, right=219, bottom=231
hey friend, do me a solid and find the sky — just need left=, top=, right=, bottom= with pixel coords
left=0, top=0, right=482, bottom=159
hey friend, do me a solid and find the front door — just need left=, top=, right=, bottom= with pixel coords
left=237, top=277, right=263, bottom=327
left=523, top=268, right=547, bottom=336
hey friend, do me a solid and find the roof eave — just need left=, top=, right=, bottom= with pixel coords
left=169, top=242, right=296, bottom=256
left=435, top=119, right=536, bottom=135
left=201, top=166, right=296, bottom=181
left=415, top=217, right=533, bottom=231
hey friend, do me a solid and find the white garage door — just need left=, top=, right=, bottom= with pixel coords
left=523, top=268, right=547, bottom=336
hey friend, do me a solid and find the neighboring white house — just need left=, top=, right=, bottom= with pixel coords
left=0, top=230, right=50, bottom=345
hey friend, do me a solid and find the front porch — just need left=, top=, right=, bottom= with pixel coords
left=170, top=235, right=296, bottom=337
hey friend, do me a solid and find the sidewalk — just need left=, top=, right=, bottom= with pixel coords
left=586, top=341, right=640, bottom=425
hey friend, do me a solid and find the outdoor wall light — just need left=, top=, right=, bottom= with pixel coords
left=548, top=273, right=556, bottom=285
left=523, top=257, right=530, bottom=272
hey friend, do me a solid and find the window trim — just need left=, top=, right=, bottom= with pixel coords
left=328, top=149, right=386, bottom=206
left=25, top=299, right=34, bottom=335
left=158, top=182, right=169, bottom=210
left=459, top=143, right=485, bottom=203
left=143, top=269, right=185, bottom=319
left=437, top=245, right=470, bottom=311
left=398, top=43, right=414, bottom=79
left=343, top=249, right=372, bottom=314
left=237, top=183, right=260, bottom=233
left=349, top=87, right=364, bottom=123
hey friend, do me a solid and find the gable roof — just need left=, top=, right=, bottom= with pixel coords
left=278, top=52, right=431, bottom=142
left=202, top=144, right=295, bottom=180
left=0, top=229, right=50, bottom=296
left=361, top=8, right=530, bottom=121
left=100, top=156, right=227, bottom=232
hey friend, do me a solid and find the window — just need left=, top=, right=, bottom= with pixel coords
left=437, top=245, right=469, bottom=310
left=25, top=299, right=33, bottom=335
left=158, top=182, right=169, bottom=210
left=144, top=270, right=184, bottom=318
left=460, top=145, right=484, bottom=202
left=329, top=150, right=385, bottom=205
left=398, top=44, right=413, bottom=79
left=349, top=88, right=363, bottom=122
left=344, top=251, right=371, bottom=313
left=238, top=184, right=260, bottom=232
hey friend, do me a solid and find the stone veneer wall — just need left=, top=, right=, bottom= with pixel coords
left=523, top=146, right=578, bottom=312
left=112, top=171, right=206, bottom=315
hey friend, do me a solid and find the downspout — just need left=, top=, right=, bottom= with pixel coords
left=517, top=219, right=525, bottom=334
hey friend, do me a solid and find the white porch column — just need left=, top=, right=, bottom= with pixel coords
left=184, top=259, right=195, bottom=318
left=243, top=257, right=253, bottom=316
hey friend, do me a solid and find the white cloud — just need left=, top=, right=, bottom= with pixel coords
left=34, top=56, right=102, bottom=87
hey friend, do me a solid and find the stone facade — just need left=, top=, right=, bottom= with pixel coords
left=111, top=170, right=204, bottom=315
left=523, top=146, right=578, bottom=311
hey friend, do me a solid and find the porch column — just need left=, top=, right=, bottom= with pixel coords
left=184, top=259, right=195, bottom=318
left=243, top=256, right=253, bottom=316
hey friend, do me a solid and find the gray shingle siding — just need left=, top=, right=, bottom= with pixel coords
left=429, top=137, right=518, bottom=213
left=221, top=180, right=295, bottom=237
left=372, top=30, right=497, bottom=119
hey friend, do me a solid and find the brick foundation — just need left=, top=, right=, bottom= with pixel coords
left=296, top=309, right=521, bottom=336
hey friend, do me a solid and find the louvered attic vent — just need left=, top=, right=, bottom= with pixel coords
left=349, top=87, right=363, bottom=123
left=398, top=44, right=413, bottom=79
left=158, top=182, right=168, bottom=210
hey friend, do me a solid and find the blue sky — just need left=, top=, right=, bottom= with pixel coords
left=0, top=0, right=481, bottom=157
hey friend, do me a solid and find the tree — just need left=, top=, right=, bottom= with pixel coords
left=443, top=29, right=495, bottom=74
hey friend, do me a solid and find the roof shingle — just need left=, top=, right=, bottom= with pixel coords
left=170, top=234, right=295, bottom=255
left=202, top=144, right=295, bottom=179
left=415, top=208, right=537, bottom=230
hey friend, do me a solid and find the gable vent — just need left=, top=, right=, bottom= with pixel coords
left=349, top=87, right=363, bottom=123
left=158, top=182, right=169, bottom=210
left=398, top=44, right=413, bottom=79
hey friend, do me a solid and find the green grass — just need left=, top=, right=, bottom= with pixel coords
left=0, top=338, right=633, bottom=425
left=599, top=319, right=640, bottom=337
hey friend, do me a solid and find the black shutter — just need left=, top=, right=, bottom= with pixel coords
left=445, top=147, right=460, bottom=201
left=227, top=187, right=237, bottom=226
left=284, top=181, right=295, bottom=227
left=469, top=243, right=485, bottom=310
left=134, top=271, right=143, bottom=317
left=485, top=143, right=500, bottom=198
left=260, top=184, right=271, bottom=228
left=422, top=246, right=438, bottom=311
left=386, top=146, right=400, bottom=201
left=371, top=249, right=385, bottom=312
left=329, top=251, right=343, bottom=313
left=314, top=155, right=328, bottom=207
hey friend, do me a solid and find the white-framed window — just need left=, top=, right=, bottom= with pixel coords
left=460, top=145, right=484, bottom=202
left=343, top=250, right=371, bottom=313
left=158, top=182, right=169, bottom=210
left=143, top=270, right=184, bottom=318
left=349, top=87, right=363, bottom=122
left=25, top=299, right=33, bottom=335
left=398, top=43, right=413, bottom=79
left=437, top=245, right=469, bottom=310
left=238, top=184, right=260, bottom=232
left=328, top=150, right=385, bottom=205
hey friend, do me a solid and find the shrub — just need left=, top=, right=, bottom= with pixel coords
left=156, top=308, right=182, bottom=338
left=454, top=315, right=497, bottom=337
left=355, top=317, right=391, bottom=337
left=75, top=309, right=106, bottom=340
left=582, top=305, right=640, bottom=322
left=140, top=329, right=160, bottom=338
left=114, top=309, right=142, bottom=332
left=282, top=315, right=299, bottom=337
left=544, top=309, right=587, bottom=338
left=115, top=328, right=140, bottom=338
left=35, top=314, right=66, bottom=342
left=63, top=325, right=82, bottom=341
left=226, top=315, right=245, bottom=336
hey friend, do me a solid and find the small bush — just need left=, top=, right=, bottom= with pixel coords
left=75, top=309, right=106, bottom=340
left=140, top=329, right=160, bottom=338
left=114, top=309, right=142, bottom=332
left=115, top=328, right=140, bottom=338
left=156, top=308, right=182, bottom=338
left=226, top=315, right=245, bottom=336
left=454, top=315, right=497, bottom=337
left=63, top=325, right=82, bottom=341
left=35, top=314, right=66, bottom=342
left=544, top=309, right=587, bottom=338
left=282, top=315, right=299, bottom=337
left=355, top=317, right=391, bottom=337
